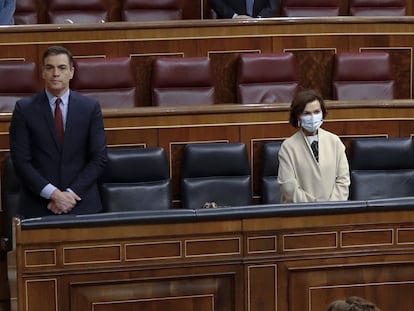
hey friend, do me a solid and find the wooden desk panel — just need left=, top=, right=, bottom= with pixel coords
left=8, top=205, right=414, bottom=311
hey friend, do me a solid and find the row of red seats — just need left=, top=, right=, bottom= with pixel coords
left=16, top=0, right=183, bottom=24
left=0, top=51, right=394, bottom=112
left=282, top=0, right=406, bottom=17
left=15, top=0, right=407, bottom=25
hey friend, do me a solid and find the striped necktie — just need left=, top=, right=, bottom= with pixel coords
left=311, top=140, right=318, bottom=162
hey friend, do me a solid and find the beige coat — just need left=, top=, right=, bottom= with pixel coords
left=277, top=128, right=350, bottom=203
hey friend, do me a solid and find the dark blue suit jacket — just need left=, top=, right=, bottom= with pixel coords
left=209, top=0, right=280, bottom=18
left=9, top=90, right=108, bottom=218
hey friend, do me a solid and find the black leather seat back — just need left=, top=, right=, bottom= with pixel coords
left=261, top=142, right=282, bottom=204
left=100, top=147, right=172, bottom=212
left=181, top=142, right=252, bottom=209
left=349, top=138, right=414, bottom=200
left=1, top=156, right=22, bottom=251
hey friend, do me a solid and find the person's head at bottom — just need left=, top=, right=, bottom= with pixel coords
left=326, top=296, right=381, bottom=311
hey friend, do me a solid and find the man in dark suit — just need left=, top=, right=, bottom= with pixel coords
left=9, top=46, right=108, bottom=218
left=209, top=0, right=280, bottom=19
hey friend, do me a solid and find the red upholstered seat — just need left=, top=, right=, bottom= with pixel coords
left=122, top=0, right=182, bottom=21
left=0, top=61, right=39, bottom=112
left=349, top=0, right=406, bottom=16
left=14, top=0, right=38, bottom=24
left=333, top=52, right=395, bottom=100
left=281, top=0, right=340, bottom=17
left=152, top=57, right=215, bottom=106
left=70, top=57, right=137, bottom=108
left=237, top=53, right=299, bottom=104
left=47, top=0, right=109, bottom=24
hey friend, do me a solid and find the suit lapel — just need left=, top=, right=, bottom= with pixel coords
left=63, top=91, right=80, bottom=150
left=38, top=91, right=62, bottom=150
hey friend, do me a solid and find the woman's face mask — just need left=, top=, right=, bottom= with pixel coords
left=300, top=112, right=323, bottom=133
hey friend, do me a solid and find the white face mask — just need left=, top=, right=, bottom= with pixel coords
left=300, top=112, right=323, bottom=133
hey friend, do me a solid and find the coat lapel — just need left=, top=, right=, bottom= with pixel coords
left=38, top=91, right=62, bottom=150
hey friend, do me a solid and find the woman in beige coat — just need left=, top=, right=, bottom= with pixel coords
left=278, top=89, right=350, bottom=203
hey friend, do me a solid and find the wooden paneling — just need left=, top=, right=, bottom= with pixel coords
left=9, top=206, right=414, bottom=311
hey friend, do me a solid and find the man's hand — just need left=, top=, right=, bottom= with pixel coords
left=49, top=189, right=81, bottom=214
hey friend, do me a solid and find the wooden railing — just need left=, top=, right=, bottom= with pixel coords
left=7, top=198, right=414, bottom=311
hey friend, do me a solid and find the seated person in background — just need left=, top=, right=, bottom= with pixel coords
left=9, top=46, right=108, bottom=218
left=0, top=0, right=15, bottom=25
left=326, top=296, right=381, bottom=311
left=209, top=0, right=280, bottom=19
left=277, top=89, right=350, bottom=203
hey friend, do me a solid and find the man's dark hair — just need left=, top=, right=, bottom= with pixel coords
left=42, top=46, right=74, bottom=67
left=289, top=89, right=328, bottom=128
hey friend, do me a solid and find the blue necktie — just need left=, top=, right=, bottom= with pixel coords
left=246, top=0, right=254, bottom=16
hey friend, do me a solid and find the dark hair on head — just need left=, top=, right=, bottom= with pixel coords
left=42, top=46, right=74, bottom=67
left=326, top=296, right=381, bottom=311
left=289, top=89, right=327, bottom=128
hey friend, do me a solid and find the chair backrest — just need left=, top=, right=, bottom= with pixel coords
left=152, top=57, right=215, bottom=106
left=333, top=52, right=394, bottom=100
left=1, top=156, right=22, bottom=251
left=121, top=0, right=182, bottom=21
left=261, top=142, right=282, bottom=204
left=281, top=0, right=340, bottom=17
left=181, top=142, right=252, bottom=209
left=47, top=0, right=109, bottom=23
left=99, top=147, right=172, bottom=212
left=349, top=137, right=414, bottom=200
left=14, top=0, right=38, bottom=24
left=70, top=57, right=137, bottom=108
left=0, top=61, right=39, bottom=112
left=237, top=53, right=299, bottom=104
left=349, top=0, right=406, bottom=16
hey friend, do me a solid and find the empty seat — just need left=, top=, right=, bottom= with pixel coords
left=47, top=0, right=109, bottom=23
left=281, top=0, right=340, bottom=17
left=122, top=0, right=182, bottom=21
left=0, top=61, right=39, bottom=112
left=1, top=156, right=22, bottom=251
left=14, top=0, right=38, bottom=24
left=99, top=147, right=172, bottom=212
left=349, top=137, right=414, bottom=200
left=237, top=53, right=299, bottom=104
left=333, top=52, right=394, bottom=100
left=261, top=142, right=282, bottom=204
left=181, top=142, right=252, bottom=209
left=152, top=57, right=215, bottom=106
left=349, top=0, right=406, bottom=16
left=70, top=57, right=137, bottom=108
